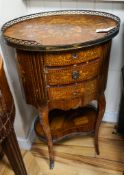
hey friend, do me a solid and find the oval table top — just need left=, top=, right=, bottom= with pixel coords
left=2, top=10, right=120, bottom=51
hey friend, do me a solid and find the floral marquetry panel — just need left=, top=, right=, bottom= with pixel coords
left=46, top=58, right=102, bottom=85
left=47, top=78, right=99, bottom=100
left=2, top=10, right=119, bottom=51
left=44, top=45, right=103, bottom=66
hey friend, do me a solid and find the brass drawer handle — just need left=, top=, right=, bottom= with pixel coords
left=72, top=71, right=79, bottom=80
left=72, top=53, right=77, bottom=59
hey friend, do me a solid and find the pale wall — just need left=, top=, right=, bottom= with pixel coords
left=0, top=0, right=37, bottom=149
left=0, top=0, right=124, bottom=149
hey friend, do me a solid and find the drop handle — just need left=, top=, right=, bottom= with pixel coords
left=72, top=71, right=80, bottom=80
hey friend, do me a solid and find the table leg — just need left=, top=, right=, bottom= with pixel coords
left=0, top=144, right=4, bottom=160
left=39, top=105, right=54, bottom=169
left=1, top=128, right=27, bottom=175
left=95, top=94, right=106, bottom=155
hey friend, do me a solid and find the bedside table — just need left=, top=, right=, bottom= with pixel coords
left=1, top=10, right=120, bottom=169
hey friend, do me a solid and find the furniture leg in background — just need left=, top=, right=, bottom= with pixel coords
left=1, top=128, right=27, bottom=175
left=0, top=145, right=4, bottom=160
left=0, top=55, right=27, bottom=175
left=117, top=66, right=124, bottom=136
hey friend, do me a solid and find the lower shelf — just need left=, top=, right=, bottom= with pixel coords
left=34, top=106, right=97, bottom=143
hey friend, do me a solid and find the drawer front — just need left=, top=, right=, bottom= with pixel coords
left=46, top=58, right=102, bottom=85
left=47, top=78, right=98, bottom=100
left=44, top=45, right=102, bottom=66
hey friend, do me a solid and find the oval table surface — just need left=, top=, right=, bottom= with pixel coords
left=1, top=10, right=120, bottom=51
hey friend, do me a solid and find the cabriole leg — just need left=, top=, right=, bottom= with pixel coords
left=39, top=105, right=54, bottom=169
left=95, top=94, right=106, bottom=155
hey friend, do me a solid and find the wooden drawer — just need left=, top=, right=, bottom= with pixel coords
left=44, top=45, right=102, bottom=66
left=46, top=58, right=102, bottom=85
left=47, top=78, right=98, bottom=100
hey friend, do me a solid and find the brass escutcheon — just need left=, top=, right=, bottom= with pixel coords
left=72, top=71, right=80, bottom=80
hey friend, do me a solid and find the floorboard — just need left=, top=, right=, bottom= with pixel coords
left=0, top=122, right=124, bottom=175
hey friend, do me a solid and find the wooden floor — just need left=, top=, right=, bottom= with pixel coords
left=0, top=122, right=124, bottom=175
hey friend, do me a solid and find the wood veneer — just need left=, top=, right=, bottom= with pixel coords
left=44, top=45, right=103, bottom=66
left=1, top=10, right=120, bottom=169
left=35, top=106, right=97, bottom=143
left=3, top=14, right=117, bottom=47
left=46, top=58, right=102, bottom=86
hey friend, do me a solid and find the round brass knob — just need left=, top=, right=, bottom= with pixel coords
left=72, top=71, right=80, bottom=80
left=72, top=53, right=77, bottom=59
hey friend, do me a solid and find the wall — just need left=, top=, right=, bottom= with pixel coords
left=27, top=0, right=124, bottom=123
left=0, top=0, right=36, bottom=149
left=0, top=0, right=124, bottom=149
left=0, top=0, right=26, bottom=26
